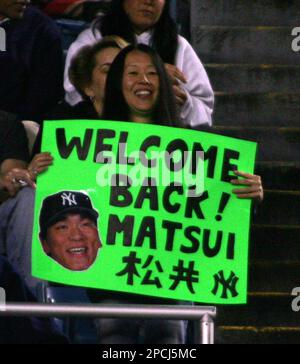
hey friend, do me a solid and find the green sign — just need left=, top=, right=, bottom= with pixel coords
left=32, top=120, right=257, bottom=304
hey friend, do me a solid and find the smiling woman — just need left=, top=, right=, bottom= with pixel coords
left=122, top=50, right=160, bottom=123
left=64, top=0, right=214, bottom=127
left=102, top=44, right=178, bottom=126
left=89, top=44, right=188, bottom=345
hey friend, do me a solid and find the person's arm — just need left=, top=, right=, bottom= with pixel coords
left=231, top=171, right=264, bottom=203
left=0, top=159, right=34, bottom=196
left=174, top=36, right=214, bottom=128
left=0, top=153, right=53, bottom=196
left=64, top=27, right=101, bottom=105
left=0, top=159, right=28, bottom=174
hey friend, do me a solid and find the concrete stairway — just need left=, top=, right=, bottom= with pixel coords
left=191, top=0, right=300, bottom=344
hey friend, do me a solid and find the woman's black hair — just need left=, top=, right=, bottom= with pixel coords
left=93, top=0, right=178, bottom=64
left=102, top=44, right=179, bottom=127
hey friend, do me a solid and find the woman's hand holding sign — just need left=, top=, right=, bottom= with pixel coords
left=165, top=63, right=188, bottom=107
left=28, top=152, right=54, bottom=181
left=231, top=171, right=264, bottom=203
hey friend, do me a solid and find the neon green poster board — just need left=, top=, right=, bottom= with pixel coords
left=32, top=120, right=257, bottom=304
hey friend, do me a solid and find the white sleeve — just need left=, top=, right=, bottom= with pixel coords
left=176, top=36, right=214, bottom=128
left=64, top=28, right=102, bottom=105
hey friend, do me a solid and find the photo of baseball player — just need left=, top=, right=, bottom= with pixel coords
left=39, top=191, right=102, bottom=271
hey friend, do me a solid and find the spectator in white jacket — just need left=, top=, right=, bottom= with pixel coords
left=64, top=0, right=214, bottom=128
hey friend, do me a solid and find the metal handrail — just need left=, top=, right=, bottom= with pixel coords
left=0, top=303, right=216, bottom=344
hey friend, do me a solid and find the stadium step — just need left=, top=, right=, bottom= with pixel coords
left=253, top=190, right=300, bottom=225
left=217, top=293, right=299, bottom=327
left=213, top=93, right=300, bottom=127
left=191, top=0, right=299, bottom=27
left=192, top=27, right=298, bottom=65
left=249, top=261, right=300, bottom=293
left=210, top=127, right=300, bottom=162
left=190, top=0, right=299, bottom=344
left=251, top=225, right=300, bottom=262
left=255, top=162, right=300, bottom=190
left=206, top=65, right=300, bottom=94
left=218, top=326, right=300, bottom=344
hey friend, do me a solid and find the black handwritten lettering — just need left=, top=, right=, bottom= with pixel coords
left=56, top=128, right=93, bottom=160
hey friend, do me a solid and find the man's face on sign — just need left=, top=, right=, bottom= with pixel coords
left=41, top=213, right=102, bottom=271
left=0, top=0, right=30, bottom=20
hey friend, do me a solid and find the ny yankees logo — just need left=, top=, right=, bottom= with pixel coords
left=61, top=192, right=77, bottom=206
left=212, top=270, right=239, bottom=299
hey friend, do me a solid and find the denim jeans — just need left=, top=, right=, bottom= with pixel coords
left=0, top=188, right=188, bottom=344
left=0, top=187, right=43, bottom=293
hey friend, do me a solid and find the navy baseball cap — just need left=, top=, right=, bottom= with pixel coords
left=39, top=191, right=99, bottom=238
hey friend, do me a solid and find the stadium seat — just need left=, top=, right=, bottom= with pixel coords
left=55, top=18, right=87, bottom=56
left=37, top=282, right=98, bottom=344
left=22, top=120, right=39, bottom=155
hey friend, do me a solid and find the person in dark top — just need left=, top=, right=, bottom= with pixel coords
left=0, top=254, right=68, bottom=344
left=0, top=110, right=53, bottom=196
left=0, top=37, right=126, bottom=290
left=0, top=110, right=34, bottom=196
left=0, top=2, right=64, bottom=123
left=0, top=111, right=29, bottom=165
left=0, top=111, right=52, bottom=196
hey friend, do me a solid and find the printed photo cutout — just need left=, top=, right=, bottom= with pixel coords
left=39, top=191, right=102, bottom=271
